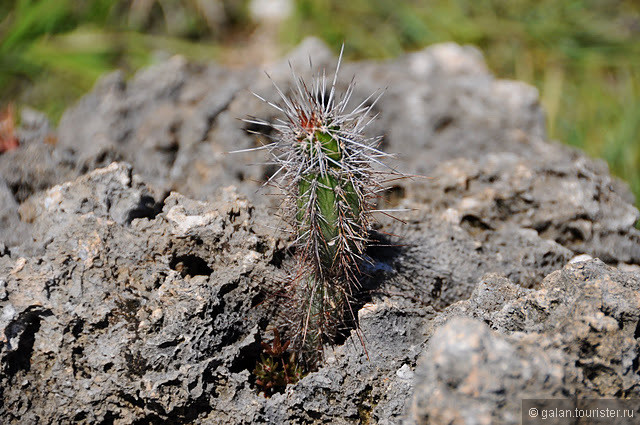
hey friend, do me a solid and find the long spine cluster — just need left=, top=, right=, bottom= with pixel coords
left=244, top=46, right=390, bottom=364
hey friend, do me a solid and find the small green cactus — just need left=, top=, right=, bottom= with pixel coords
left=243, top=45, right=394, bottom=366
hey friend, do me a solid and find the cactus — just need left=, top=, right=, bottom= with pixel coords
left=243, top=46, right=393, bottom=365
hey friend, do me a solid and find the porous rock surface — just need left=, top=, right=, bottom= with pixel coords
left=0, top=38, right=639, bottom=424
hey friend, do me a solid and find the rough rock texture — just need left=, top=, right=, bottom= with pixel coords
left=1, top=163, right=280, bottom=423
left=0, top=38, right=639, bottom=424
left=411, top=260, right=640, bottom=424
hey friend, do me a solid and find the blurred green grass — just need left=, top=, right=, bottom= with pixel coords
left=1, top=0, right=639, bottom=214
left=0, top=0, right=244, bottom=119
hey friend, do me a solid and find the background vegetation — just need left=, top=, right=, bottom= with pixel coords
left=1, top=0, right=639, bottom=209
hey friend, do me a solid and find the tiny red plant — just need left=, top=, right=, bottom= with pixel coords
left=0, top=104, right=19, bottom=153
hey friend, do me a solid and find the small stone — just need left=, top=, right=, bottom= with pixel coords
left=0, top=279, right=7, bottom=301
left=396, top=364, right=414, bottom=381
left=569, top=253, right=593, bottom=264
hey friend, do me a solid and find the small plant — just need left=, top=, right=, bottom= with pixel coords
left=254, top=329, right=304, bottom=396
left=242, top=45, right=397, bottom=366
left=0, top=104, right=19, bottom=154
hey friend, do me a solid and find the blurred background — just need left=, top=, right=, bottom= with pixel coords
left=1, top=0, right=639, bottom=209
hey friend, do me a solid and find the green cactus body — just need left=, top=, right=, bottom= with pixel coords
left=298, top=273, right=343, bottom=359
left=297, top=130, right=363, bottom=272
left=294, top=129, right=367, bottom=359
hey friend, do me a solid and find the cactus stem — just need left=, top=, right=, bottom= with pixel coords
left=243, top=45, right=399, bottom=365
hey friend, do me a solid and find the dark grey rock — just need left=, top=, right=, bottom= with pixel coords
left=17, top=107, right=55, bottom=147
left=411, top=317, right=567, bottom=425
left=411, top=259, right=640, bottom=424
left=373, top=210, right=573, bottom=314
left=0, top=178, right=32, bottom=249
left=0, top=164, right=281, bottom=424
left=410, top=152, right=640, bottom=264
left=20, top=162, right=158, bottom=236
left=0, top=38, right=638, bottom=424
left=0, top=142, right=76, bottom=205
